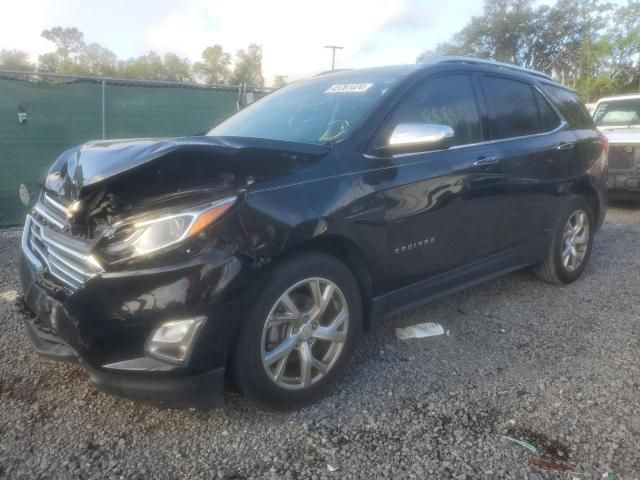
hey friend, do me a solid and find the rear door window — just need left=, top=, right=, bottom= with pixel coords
left=481, top=75, right=541, bottom=139
left=534, top=89, right=561, bottom=131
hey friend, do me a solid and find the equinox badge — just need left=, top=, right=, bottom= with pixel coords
left=394, top=237, right=436, bottom=255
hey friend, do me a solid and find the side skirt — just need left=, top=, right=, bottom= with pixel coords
left=366, top=235, right=550, bottom=331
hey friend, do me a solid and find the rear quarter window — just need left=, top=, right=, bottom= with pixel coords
left=540, top=84, right=594, bottom=129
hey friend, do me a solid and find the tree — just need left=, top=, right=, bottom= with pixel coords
left=231, top=43, right=264, bottom=87
left=417, top=0, right=537, bottom=64
left=76, top=43, right=117, bottom=76
left=162, top=53, right=192, bottom=82
left=416, top=0, right=621, bottom=100
left=32, top=25, right=278, bottom=88
left=41, top=26, right=85, bottom=63
left=37, top=52, right=61, bottom=72
left=0, top=49, right=34, bottom=71
left=273, top=75, right=288, bottom=89
left=194, top=45, right=231, bottom=84
left=116, top=51, right=192, bottom=82
left=40, top=26, right=89, bottom=74
left=118, top=51, right=166, bottom=80
left=599, top=1, right=640, bottom=91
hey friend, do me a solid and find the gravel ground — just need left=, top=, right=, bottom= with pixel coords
left=1, top=205, right=639, bottom=480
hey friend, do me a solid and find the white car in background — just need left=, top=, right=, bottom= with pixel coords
left=593, top=94, right=640, bottom=195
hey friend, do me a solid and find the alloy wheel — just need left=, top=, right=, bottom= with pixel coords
left=561, top=209, right=590, bottom=272
left=260, top=277, right=349, bottom=390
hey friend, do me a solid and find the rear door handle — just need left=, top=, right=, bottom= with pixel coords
left=557, top=142, right=574, bottom=151
left=473, top=156, right=500, bottom=167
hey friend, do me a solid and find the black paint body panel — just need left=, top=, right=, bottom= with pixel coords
left=18, top=62, right=608, bottom=406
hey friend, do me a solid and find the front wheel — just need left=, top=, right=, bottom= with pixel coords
left=231, top=252, right=362, bottom=410
left=534, top=195, right=595, bottom=284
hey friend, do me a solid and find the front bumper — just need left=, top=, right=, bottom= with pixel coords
left=18, top=222, right=251, bottom=408
left=607, top=172, right=640, bottom=192
left=18, top=310, right=225, bottom=407
left=83, top=361, right=225, bottom=408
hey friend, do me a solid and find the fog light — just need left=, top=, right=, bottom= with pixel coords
left=145, top=317, right=205, bottom=365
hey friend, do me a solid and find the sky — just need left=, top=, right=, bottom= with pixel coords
left=0, top=0, right=509, bottom=85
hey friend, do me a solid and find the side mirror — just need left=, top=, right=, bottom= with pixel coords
left=384, top=123, right=455, bottom=155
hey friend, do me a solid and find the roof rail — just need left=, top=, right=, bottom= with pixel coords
left=313, top=68, right=353, bottom=77
left=422, top=56, right=553, bottom=81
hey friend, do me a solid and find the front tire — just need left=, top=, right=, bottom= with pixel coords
left=534, top=195, right=594, bottom=284
left=231, top=252, right=362, bottom=410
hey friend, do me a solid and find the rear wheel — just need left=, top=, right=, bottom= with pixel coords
left=534, top=195, right=594, bottom=284
left=231, top=252, right=362, bottom=410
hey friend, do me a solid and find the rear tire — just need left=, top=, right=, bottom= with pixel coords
left=534, top=195, right=594, bottom=284
left=231, top=252, right=362, bottom=410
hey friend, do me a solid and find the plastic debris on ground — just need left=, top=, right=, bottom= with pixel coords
left=528, top=455, right=576, bottom=472
left=395, top=322, right=444, bottom=340
left=501, top=436, right=540, bottom=456
left=327, top=463, right=339, bottom=472
left=501, top=435, right=576, bottom=473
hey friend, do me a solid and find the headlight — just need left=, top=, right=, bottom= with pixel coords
left=102, top=196, right=236, bottom=260
left=133, top=214, right=195, bottom=255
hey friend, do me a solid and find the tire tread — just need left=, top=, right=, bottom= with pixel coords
left=533, top=195, right=594, bottom=285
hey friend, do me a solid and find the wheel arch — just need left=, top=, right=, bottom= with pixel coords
left=279, top=234, right=375, bottom=329
left=573, top=182, right=603, bottom=231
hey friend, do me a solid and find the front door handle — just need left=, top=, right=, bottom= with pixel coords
left=557, top=142, right=575, bottom=151
left=473, top=156, right=500, bottom=167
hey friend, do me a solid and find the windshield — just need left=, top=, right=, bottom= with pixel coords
left=593, top=99, right=640, bottom=127
left=207, top=70, right=404, bottom=144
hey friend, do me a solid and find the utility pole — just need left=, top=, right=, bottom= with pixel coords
left=324, top=45, right=343, bottom=71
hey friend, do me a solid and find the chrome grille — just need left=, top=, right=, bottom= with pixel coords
left=22, top=195, right=103, bottom=292
left=608, top=145, right=637, bottom=171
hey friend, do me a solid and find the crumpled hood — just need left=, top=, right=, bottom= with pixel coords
left=45, top=136, right=330, bottom=199
left=598, top=127, right=640, bottom=145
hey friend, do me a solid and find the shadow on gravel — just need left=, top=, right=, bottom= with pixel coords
left=608, top=197, right=640, bottom=209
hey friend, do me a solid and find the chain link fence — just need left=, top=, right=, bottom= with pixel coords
left=0, top=70, right=271, bottom=227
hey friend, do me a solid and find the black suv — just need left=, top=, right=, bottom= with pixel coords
left=19, top=57, right=608, bottom=409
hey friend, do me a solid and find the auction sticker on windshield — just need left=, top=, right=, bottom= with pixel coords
left=325, top=83, right=373, bottom=94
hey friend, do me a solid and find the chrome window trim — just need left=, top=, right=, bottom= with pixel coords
left=532, top=84, right=567, bottom=127
left=364, top=121, right=568, bottom=161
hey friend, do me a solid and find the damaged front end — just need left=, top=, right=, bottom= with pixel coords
left=18, top=135, right=328, bottom=407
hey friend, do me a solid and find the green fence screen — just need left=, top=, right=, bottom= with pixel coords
left=0, top=72, right=264, bottom=227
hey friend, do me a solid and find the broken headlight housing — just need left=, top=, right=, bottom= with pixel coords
left=100, top=196, right=236, bottom=262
